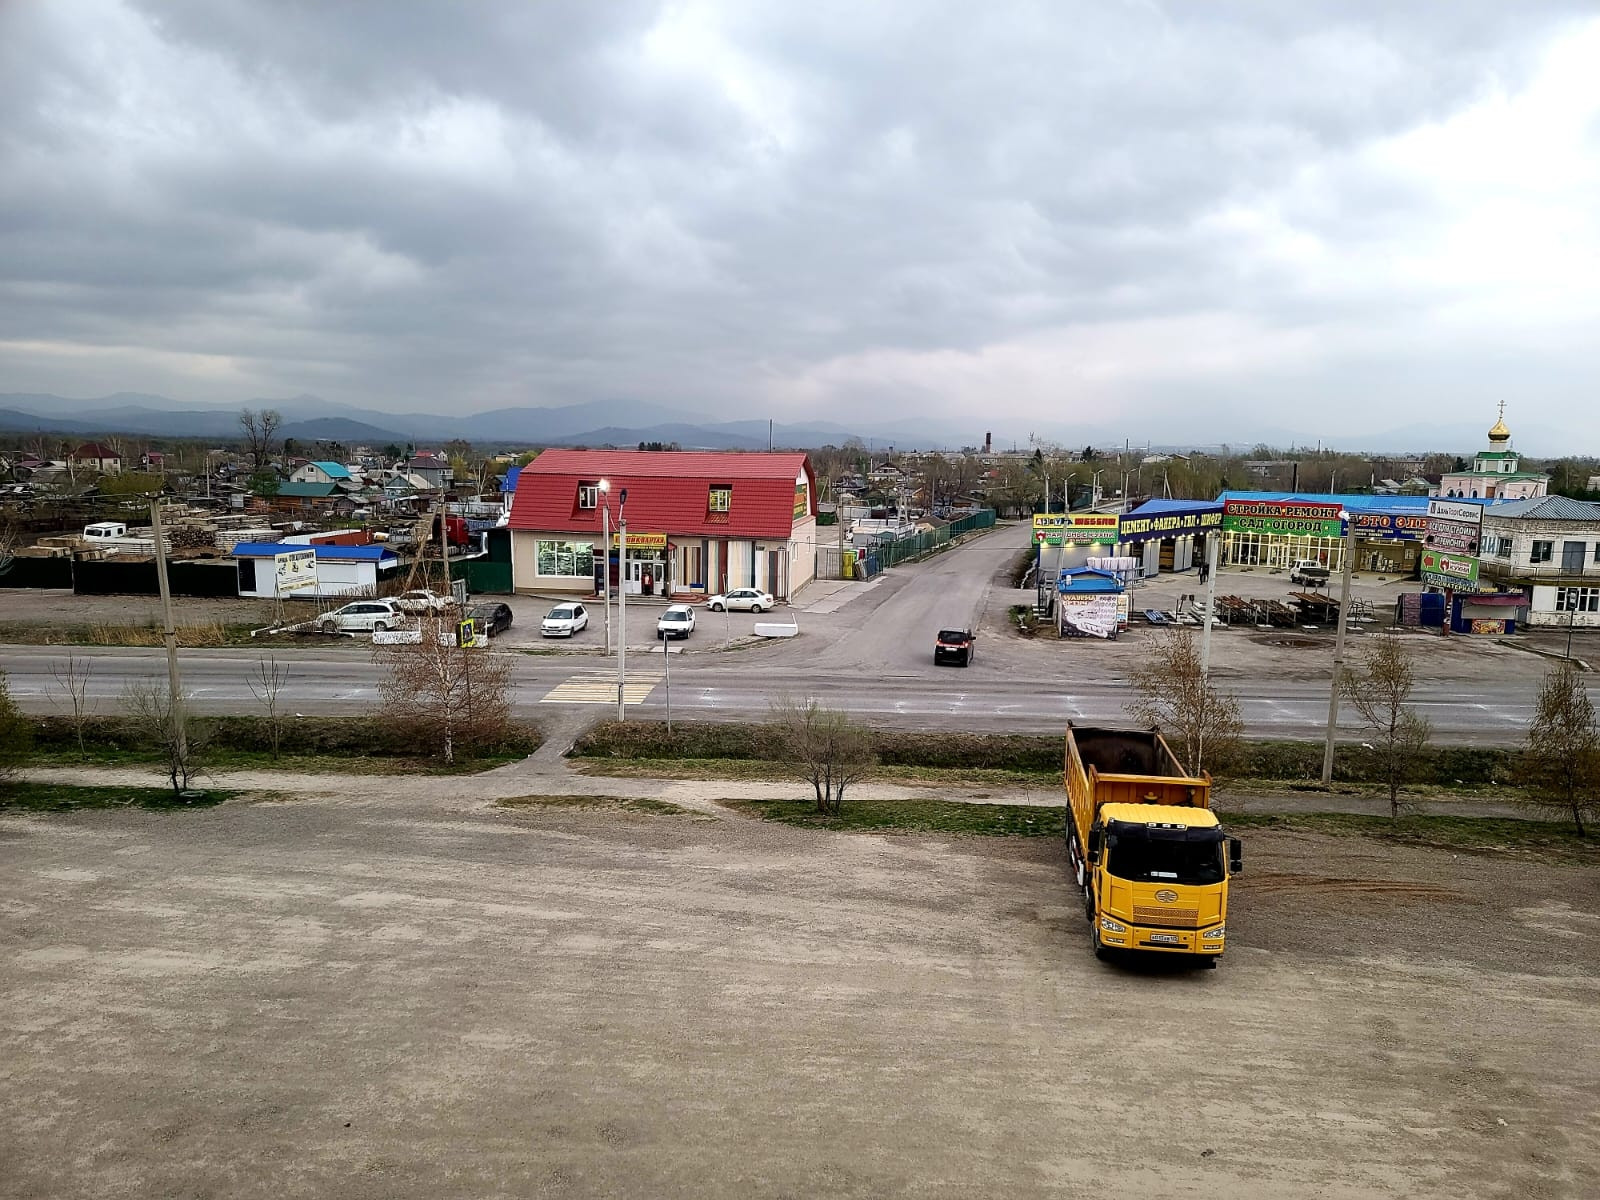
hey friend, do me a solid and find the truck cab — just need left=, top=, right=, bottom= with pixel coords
left=1085, top=803, right=1241, bottom=961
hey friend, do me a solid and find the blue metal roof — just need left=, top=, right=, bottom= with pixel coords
left=1056, top=567, right=1124, bottom=594
left=308, top=461, right=351, bottom=478
left=1124, top=498, right=1223, bottom=515
left=232, top=542, right=395, bottom=562
left=501, top=465, right=521, bottom=494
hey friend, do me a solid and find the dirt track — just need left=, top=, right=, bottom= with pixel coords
left=2, top=792, right=1597, bottom=1199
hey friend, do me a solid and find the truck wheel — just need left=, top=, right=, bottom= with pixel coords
left=1089, top=921, right=1110, bottom=962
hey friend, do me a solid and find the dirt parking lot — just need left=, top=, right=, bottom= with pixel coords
left=3, top=794, right=1596, bottom=1199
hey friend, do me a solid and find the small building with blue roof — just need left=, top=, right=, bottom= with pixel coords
left=232, top=540, right=400, bottom=599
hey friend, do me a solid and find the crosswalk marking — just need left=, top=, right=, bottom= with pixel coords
left=540, top=670, right=663, bottom=705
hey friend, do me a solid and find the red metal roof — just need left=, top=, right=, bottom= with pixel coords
left=508, top=449, right=814, bottom=540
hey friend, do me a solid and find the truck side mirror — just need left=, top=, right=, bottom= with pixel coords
left=1228, top=838, right=1243, bottom=876
left=1086, top=830, right=1102, bottom=864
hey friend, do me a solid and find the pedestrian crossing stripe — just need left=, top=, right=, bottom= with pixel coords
left=540, top=670, right=663, bottom=705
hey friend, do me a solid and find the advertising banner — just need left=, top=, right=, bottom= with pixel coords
left=1425, top=519, right=1481, bottom=553
left=1059, top=594, right=1120, bottom=638
left=1033, top=513, right=1120, bottom=546
left=1117, top=506, right=1223, bottom=543
left=1352, top=512, right=1430, bottom=540
left=613, top=532, right=668, bottom=551
left=1222, top=499, right=1343, bottom=538
left=1420, top=549, right=1479, bottom=582
left=1427, top=499, right=1484, bottom=525
left=274, top=548, right=318, bottom=594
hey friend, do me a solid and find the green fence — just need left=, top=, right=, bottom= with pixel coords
left=871, top=509, right=996, bottom=569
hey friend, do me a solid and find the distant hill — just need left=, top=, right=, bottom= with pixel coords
left=280, top=416, right=408, bottom=444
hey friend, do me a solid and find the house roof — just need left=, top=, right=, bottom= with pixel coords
left=307, top=461, right=351, bottom=478
left=1123, top=498, right=1223, bottom=517
left=509, top=449, right=814, bottom=539
left=501, top=465, right=522, bottom=494
left=1481, top=496, right=1600, bottom=522
left=276, top=481, right=340, bottom=498
left=72, top=442, right=120, bottom=459
left=1056, top=567, right=1123, bottom=594
left=232, top=542, right=396, bottom=562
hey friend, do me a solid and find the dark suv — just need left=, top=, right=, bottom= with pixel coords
left=934, top=628, right=975, bottom=667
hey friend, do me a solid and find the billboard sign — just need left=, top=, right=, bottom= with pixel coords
left=1420, top=550, right=1479, bottom=583
left=1352, top=512, right=1430, bottom=540
left=1033, top=513, right=1120, bottom=546
left=613, top=532, right=668, bottom=551
left=1059, top=594, right=1120, bottom=638
left=1117, top=506, right=1223, bottom=543
left=1425, top=498, right=1483, bottom=555
left=274, top=548, right=318, bottom=594
left=1427, top=499, right=1485, bottom=525
left=1222, top=499, right=1343, bottom=538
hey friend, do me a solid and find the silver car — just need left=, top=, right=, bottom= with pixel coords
left=707, top=588, right=775, bottom=613
left=541, top=603, right=589, bottom=638
left=317, top=599, right=401, bottom=634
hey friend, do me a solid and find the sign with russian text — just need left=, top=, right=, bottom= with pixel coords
left=1222, top=499, right=1343, bottom=538
left=1059, top=594, right=1119, bottom=639
left=1352, top=512, right=1429, bottom=539
left=613, top=532, right=668, bottom=551
left=274, top=548, right=318, bottom=594
left=1427, top=499, right=1484, bottom=525
left=1117, top=507, right=1223, bottom=542
left=1420, top=550, right=1479, bottom=583
left=1032, top=513, right=1120, bottom=546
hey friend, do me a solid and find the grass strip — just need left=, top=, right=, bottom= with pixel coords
left=727, top=796, right=1065, bottom=838
left=1224, top=811, right=1599, bottom=864
left=496, top=794, right=690, bottom=815
left=25, top=745, right=523, bottom=776
left=0, top=782, right=238, bottom=811
left=570, top=757, right=1054, bottom=788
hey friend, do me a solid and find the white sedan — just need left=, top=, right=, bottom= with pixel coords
left=541, top=603, right=589, bottom=637
left=657, top=604, right=696, bottom=639
left=707, top=588, right=775, bottom=613
left=393, top=588, right=458, bottom=613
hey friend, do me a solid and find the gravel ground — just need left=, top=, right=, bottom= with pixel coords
left=3, top=784, right=1596, bottom=1199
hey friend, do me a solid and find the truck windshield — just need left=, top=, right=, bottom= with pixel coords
left=1105, top=824, right=1225, bottom=886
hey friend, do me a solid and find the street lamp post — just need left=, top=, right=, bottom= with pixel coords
left=1320, top=510, right=1357, bottom=786
left=599, top=479, right=611, bottom=655
left=616, top=488, right=628, bottom=722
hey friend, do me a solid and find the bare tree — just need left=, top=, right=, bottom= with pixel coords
left=1340, top=634, right=1432, bottom=819
left=247, top=654, right=291, bottom=760
left=374, top=612, right=511, bottom=764
left=121, top=679, right=207, bottom=795
left=0, top=667, right=33, bottom=792
left=49, top=652, right=94, bottom=758
left=768, top=696, right=877, bottom=816
left=1126, top=629, right=1244, bottom=777
left=1521, top=659, right=1600, bottom=836
left=238, top=408, right=283, bottom=472
left=0, top=522, right=17, bottom=576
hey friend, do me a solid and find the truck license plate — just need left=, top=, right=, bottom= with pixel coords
left=1149, top=933, right=1181, bottom=945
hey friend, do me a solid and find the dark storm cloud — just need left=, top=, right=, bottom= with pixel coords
left=1, top=0, right=1597, bottom=444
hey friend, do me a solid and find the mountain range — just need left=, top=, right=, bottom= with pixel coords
left=0, top=392, right=1565, bottom=457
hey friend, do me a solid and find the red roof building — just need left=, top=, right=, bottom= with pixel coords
left=508, top=449, right=817, bottom=599
left=71, top=442, right=122, bottom=475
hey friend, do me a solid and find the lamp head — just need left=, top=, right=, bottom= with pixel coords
left=599, top=478, right=610, bottom=493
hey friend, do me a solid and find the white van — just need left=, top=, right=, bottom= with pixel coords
left=83, top=522, right=127, bottom=541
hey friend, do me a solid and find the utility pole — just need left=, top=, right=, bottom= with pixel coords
left=616, top=492, right=628, bottom=722
left=149, top=497, right=189, bottom=773
left=1200, top=533, right=1220, bottom=676
left=601, top=498, right=611, bottom=655
left=1320, top=512, right=1357, bottom=785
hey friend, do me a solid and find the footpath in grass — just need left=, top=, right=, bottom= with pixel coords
left=496, top=795, right=691, bottom=816
left=0, top=782, right=238, bottom=812
left=728, top=796, right=1067, bottom=838
left=1225, top=811, right=1600, bottom=865
left=572, top=756, right=1054, bottom=789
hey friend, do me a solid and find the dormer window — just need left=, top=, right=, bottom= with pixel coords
left=578, top=481, right=600, bottom=509
left=709, top=485, right=732, bottom=512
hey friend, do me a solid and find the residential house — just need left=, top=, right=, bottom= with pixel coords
left=408, top=452, right=453, bottom=490
left=71, top=442, right=122, bottom=475
left=289, top=461, right=353, bottom=487
left=508, top=449, right=818, bottom=599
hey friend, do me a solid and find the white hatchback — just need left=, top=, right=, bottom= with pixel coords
left=541, top=603, right=589, bottom=638
left=657, top=604, right=696, bottom=639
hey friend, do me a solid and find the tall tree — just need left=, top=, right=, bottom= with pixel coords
left=1340, top=635, right=1432, bottom=818
left=374, top=612, right=512, bottom=765
left=238, top=408, right=283, bottom=471
left=1125, top=629, right=1243, bottom=777
left=1521, top=659, right=1600, bottom=836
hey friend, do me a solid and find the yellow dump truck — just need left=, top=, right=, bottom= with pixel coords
left=1063, top=724, right=1242, bottom=966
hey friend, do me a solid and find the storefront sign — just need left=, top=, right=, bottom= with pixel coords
left=1469, top=619, right=1507, bottom=635
left=1352, top=512, right=1430, bottom=539
left=1059, top=594, right=1119, bottom=638
left=794, top=483, right=809, bottom=519
left=1427, top=499, right=1484, bottom=525
left=613, top=531, right=668, bottom=551
left=1420, top=550, right=1479, bottom=583
left=1222, top=499, right=1343, bottom=538
left=1032, top=513, right=1120, bottom=545
left=1117, top=507, right=1222, bottom=542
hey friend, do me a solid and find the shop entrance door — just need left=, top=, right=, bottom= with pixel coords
left=627, top=558, right=665, bottom=596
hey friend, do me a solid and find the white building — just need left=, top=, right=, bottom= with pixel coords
left=1478, top=496, right=1600, bottom=628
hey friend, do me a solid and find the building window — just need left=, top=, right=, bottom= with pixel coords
left=1593, top=542, right=1600, bottom=564
left=536, top=540, right=596, bottom=578
left=577, top=482, right=599, bottom=510
left=1482, top=535, right=1510, bottom=558
left=1531, top=540, right=1553, bottom=564
left=1556, top=587, right=1600, bottom=613
left=708, top=485, right=732, bottom=513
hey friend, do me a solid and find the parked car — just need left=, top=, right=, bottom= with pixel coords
left=394, top=588, right=458, bottom=613
left=657, top=604, right=696, bottom=639
left=934, top=628, right=975, bottom=666
left=317, top=599, right=402, bottom=634
left=470, top=601, right=514, bottom=637
left=1289, top=560, right=1332, bottom=586
left=541, top=603, right=589, bottom=637
left=707, top=588, right=775, bottom=613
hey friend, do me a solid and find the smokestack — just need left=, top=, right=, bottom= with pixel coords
left=984, top=431, right=992, bottom=453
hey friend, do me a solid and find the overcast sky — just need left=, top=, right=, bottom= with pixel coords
left=2, top=1, right=1598, bottom=448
